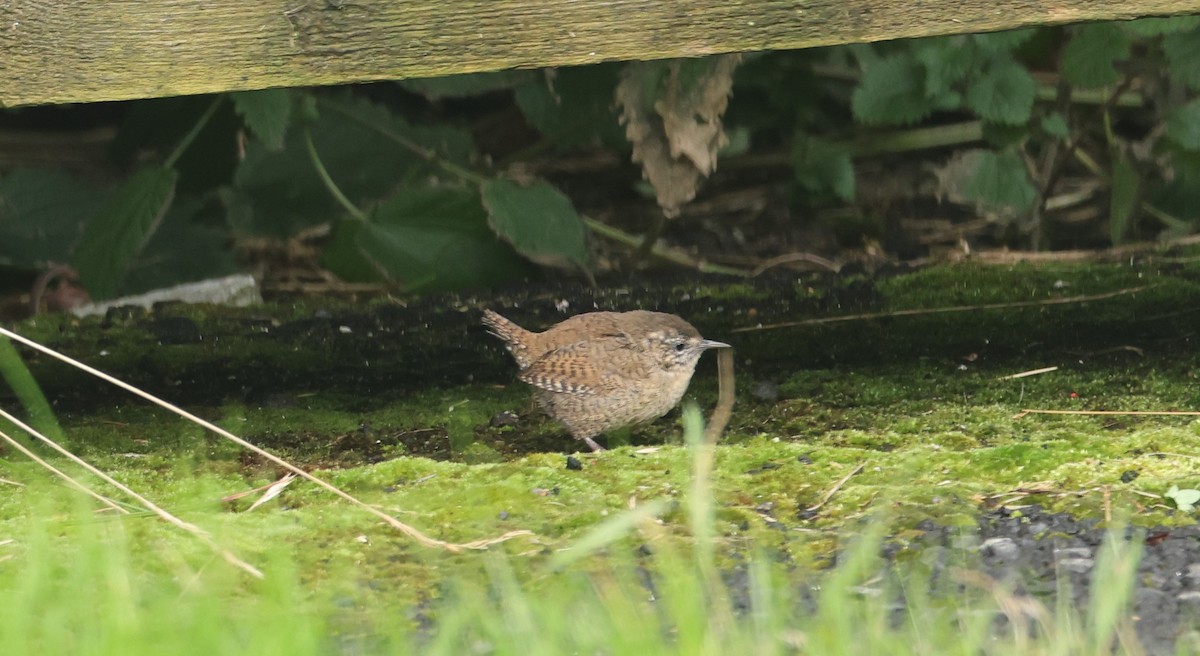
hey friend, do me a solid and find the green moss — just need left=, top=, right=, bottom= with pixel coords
left=7, top=256, right=1200, bottom=614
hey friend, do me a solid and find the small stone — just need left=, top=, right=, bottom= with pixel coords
left=498, top=511, right=509, bottom=520
left=980, top=537, right=1020, bottom=561
left=1120, top=470, right=1139, bottom=483
left=1058, top=558, right=1095, bottom=573
left=566, top=455, right=583, bottom=470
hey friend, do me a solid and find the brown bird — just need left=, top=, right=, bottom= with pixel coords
left=482, top=309, right=730, bottom=451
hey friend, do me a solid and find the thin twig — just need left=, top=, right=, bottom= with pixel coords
left=704, top=348, right=736, bottom=444
left=733, top=285, right=1154, bottom=333
left=0, top=420, right=126, bottom=513
left=999, top=366, right=1058, bottom=380
left=1013, top=409, right=1200, bottom=419
left=805, top=462, right=866, bottom=513
left=583, top=217, right=752, bottom=277
left=0, top=326, right=533, bottom=553
left=0, top=410, right=261, bottom=578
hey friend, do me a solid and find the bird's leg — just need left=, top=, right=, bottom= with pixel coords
left=583, top=436, right=605, bottom=452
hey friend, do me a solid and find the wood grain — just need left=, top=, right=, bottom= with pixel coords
left=3, top=0, right=1200, bottom=107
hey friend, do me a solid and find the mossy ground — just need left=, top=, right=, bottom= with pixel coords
left=4, top=256, right=1200, bottom=615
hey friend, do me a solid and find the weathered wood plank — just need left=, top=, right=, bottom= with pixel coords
left=3, top=1, right=1200, bottom=107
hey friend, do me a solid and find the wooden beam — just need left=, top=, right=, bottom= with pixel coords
left=3, top=1, right=1200, bottom=107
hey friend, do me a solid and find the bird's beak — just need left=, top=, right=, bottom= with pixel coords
left=700, top=339, right=731, bottom=350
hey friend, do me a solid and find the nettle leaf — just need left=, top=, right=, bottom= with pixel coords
left=961, top=149, right=1037, bottom=212
left=515, top=64, right=626, bottom=149
left=1167, top=485, right=1200, bottom=512
left=121, top=196, right=239, bottom=294
left=1041, top=112, right=1070, bottom=139
left=1164, top=29, right=1200, bottom=90
left=231, top=88, right=293, bottom=150
left=347, top=186, right=530, bottom=292
left=852, top=55, right=931, bottom=125
left=229, top=93, right=475, bottom=238
left=0, top=168, right=106, bottom=268
left=1125, top=16, right=1200, bottom=37
left=792, top=135, right=855, bottom=202
left=72, top=166, right=178, bottom=299
left=966, top=60, right=1035, bottom=125
left=914, top=37, right=977, bottom=99
left=1166, top=100, right=1200, bottom=150
left=1062, top=24, right=1131, bottom=89
left=1109, top=152, right=1140, bottom=245
left=481, top=178, right=589, bottom=270
left=971, top=28, right=1036, bottom=54
left=616, top=55, right=740, bottom=218
left=400, top=70, right=533, bottom=100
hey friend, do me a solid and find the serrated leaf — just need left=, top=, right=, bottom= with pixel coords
left=1124, top=16, right=1200, bottom=37
left=1167, top=485, right=1200, bottom=512
left=1164, top=29, right=1200, bottom=90
left=481, top=178, right=589, bottom=270
left=972, top=28, right=1036, bottom=54
left=792, top=135, right=855, bottom=202
left=616, top=55, right=740, bottom=217
left=1041, top=112, right=1070, bottom=138
left=514, top=64, right=626, bottom=149
left=231, top=88, right=293, bottom=149
left=229, top=93, right=475, bottom=238
left=1062, top=24, right=1131, bottom=89
left=0, top=168, right=105, bottom=268
left=354, top=186, right=530, bottom=292
left=1166, top=100, right=1200, bottom=150
left=961, top=149, right=1037, bottom=212
left=966, top=60, right=1035, bottom=125
left=914, top=37, right=978, bottom=99
left=120, top=196, right=239, bottom=294
left=72, top=166, right=178, bottom=299
left=851, top=55, right=932, bottom=125
left=1109, top=152, right=1140, bottom=245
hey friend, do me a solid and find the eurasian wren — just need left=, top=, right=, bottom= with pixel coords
left=482, top=309, right=730, bottom=451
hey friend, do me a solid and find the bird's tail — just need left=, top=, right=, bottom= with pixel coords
left=482, top=309, right=535, bottom=367
left=481, top=309, right=528, bottom=345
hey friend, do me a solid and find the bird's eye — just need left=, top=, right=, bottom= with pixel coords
left=674, top=342, right=686, bottom=353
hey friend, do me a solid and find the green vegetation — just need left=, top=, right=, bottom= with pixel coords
left=0, top=409, right=1155, bottom=654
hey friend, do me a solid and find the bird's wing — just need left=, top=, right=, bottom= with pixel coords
left=517, top=340, right=624, bottom=394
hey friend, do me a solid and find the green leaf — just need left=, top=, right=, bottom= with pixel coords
left=1166, top=100, right=1200, bottom=150
left=353, top=186, right=530, bottom=292
left=231, top=88, right=293, bottom=149
left=72, top=167, right=178, bottom=299
left=1167, top=485, right=1200, bottom=512
left=1109, top=152, right=1140, bottom=245
left=1041, top=112, right=1070, bottom=138
left=792, top=135, right=855, bottom=202
left=0, top=169, right=105, bottom=268
left=962, top=149, right=1037, bottom=212
left=914, top=37, right=977, bottom=100
left=851, top=55, right=932, bottom=125
left=965, top=60, right=1035, bottom=125
left=481, top=178, right=589, bottom=270
left=321, top=220, right=383, bottom=284
left=1164, top=29, right=1200, bottom=90
left=514, top=64, right=626, bottom=149
left=1061, top=24, right=1131, bottom=89
left=971, top=28, right=1036, bottom=54
left=228, top=93, right=475, bottom=238
left=1124, top=16, right=1200, bottom=37
left=120, top=196, right=240, bottom=294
